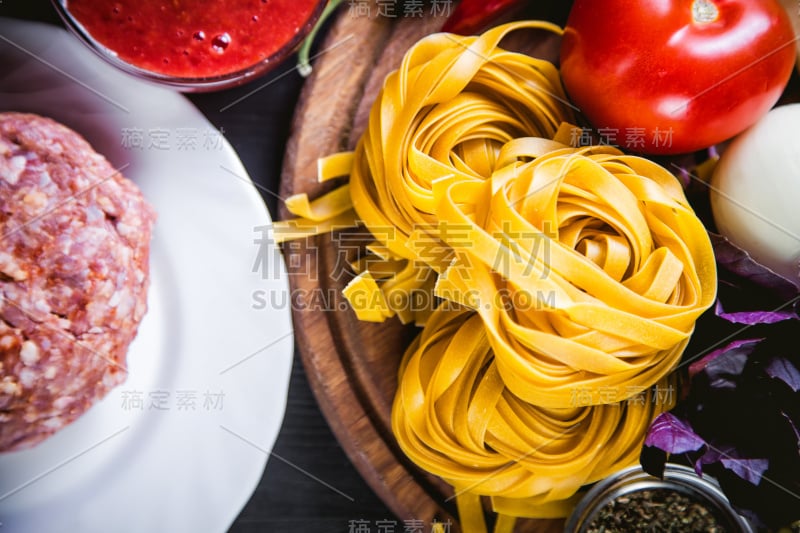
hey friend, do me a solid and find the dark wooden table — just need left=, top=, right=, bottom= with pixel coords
left=1, top=2, right=395, bottom=532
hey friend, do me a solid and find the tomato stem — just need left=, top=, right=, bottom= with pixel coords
left=692, top=0, right=719, bottom=24
left=297, top=0, right=346, bottom=77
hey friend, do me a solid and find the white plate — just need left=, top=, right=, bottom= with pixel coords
left=0, top=18, right=294, bottom=533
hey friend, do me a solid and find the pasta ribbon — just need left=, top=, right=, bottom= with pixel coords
left=392, top=308, right=677, bottom=526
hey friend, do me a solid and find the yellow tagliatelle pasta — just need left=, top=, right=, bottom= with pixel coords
left=433, top=142, right=717, bottom=407
left=392, top=308, right=676, bottom=530
left=276, top=19, right=717, bottom=532
left=279, top=21, right=577, bottom=324
left=348, top=21, right=575, bottom=265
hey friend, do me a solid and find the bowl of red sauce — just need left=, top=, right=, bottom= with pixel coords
left=52, top=0, right=327, bottom=92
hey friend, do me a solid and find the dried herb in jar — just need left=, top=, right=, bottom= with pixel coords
left=585, top=489, right=727, bottom=532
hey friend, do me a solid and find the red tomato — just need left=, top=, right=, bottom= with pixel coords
left=560, top=0, right=797, bottom=155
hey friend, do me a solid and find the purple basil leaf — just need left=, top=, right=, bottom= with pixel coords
left=694, top=448, right=719, bottom=477
left=765, top=357, right=800, bottom=392
left=688, top=338, right=761, bottom=381
left=714, top=299, right=799, bottom=325
left=694, top=446, right=723, bottom=477
left=644, top=412, right=706, bottom=454
left=695, top=446, right=770, bottom=486
left=719, top=457, right=770, bottom=486
left=709, top=232, right=800, bottom=299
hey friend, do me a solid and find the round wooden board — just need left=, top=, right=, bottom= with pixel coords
left=279, top=3, right=571, bottom=531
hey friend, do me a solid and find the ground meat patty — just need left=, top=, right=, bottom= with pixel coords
left=0, top=112, right=156, bottom=452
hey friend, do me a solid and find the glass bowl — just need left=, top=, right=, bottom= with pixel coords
left=565, top=464, right=754, bottom=533
left=51, top=0, right=327, bottom=92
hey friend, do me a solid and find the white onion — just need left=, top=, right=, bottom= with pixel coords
left=710, top=103, right=800, bottom=287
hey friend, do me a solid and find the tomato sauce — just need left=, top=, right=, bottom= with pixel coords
left=66, top=0, right=321, bottom=78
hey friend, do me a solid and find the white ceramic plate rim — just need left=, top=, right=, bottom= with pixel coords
left=0, top=17, right=294, bottom=533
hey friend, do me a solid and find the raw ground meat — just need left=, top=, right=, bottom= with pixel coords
left=0, top=112, right=156, bottom=452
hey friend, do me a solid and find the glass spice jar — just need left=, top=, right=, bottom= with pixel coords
left=565, top=464, right=754, bottom=533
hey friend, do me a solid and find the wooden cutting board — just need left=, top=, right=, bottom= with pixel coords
left=279, top=4, right=571, bottom=531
